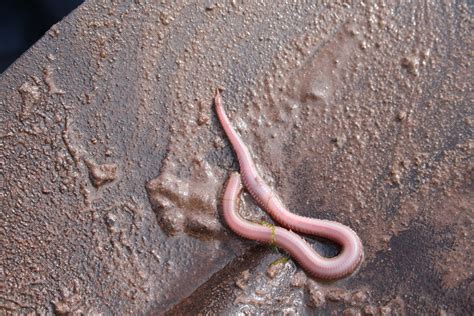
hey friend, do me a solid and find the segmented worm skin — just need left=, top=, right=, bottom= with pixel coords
left=216, top=91, right=363, bottom=279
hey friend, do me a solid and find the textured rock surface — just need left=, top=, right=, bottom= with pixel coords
left=1, top=1, right=472, bottom=315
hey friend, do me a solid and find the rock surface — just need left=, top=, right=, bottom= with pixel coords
left=1, top=1, right=472, bottom=315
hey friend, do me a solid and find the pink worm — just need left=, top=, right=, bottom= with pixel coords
left=215, top=91, right=363, bottom=279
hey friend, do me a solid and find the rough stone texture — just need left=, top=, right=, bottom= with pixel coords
left=1, top=1, right=472, bottom=315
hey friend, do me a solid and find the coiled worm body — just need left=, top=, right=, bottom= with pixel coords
left=216, top=91, right=363, bottom=279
